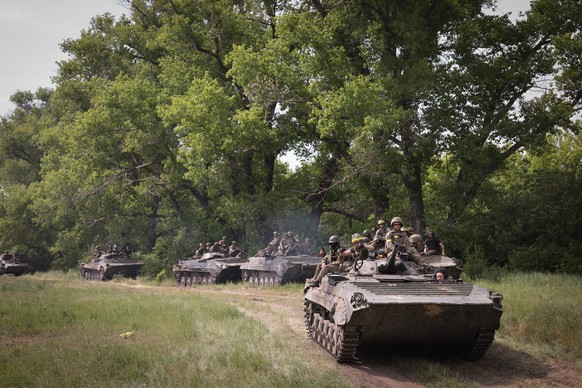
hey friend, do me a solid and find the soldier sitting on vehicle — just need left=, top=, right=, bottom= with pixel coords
left=195, top=243, right=207, bottom=257
left=404, top=227, right=423, bottom=253
left=346, top=233, right=369, bottom=261
left=93, top=245, right=102, bottom=258
left=228, top=241, right=241, bottom=257
left=297, top=237, right=317, bottom=256
left=386, top=217, right=425, bottom=268
left=424, top=229, right=445, bottom=256
left=210, top=240, right=224, bottom=254
left=307, top=235, right=349, bottom=287
left=123, top=243, right=132, bottom=257
left=373, top=219, right=388, bottom=248
left=265, top=231, right=280, bottom=255
left=278, top=231, right=298, bottom=256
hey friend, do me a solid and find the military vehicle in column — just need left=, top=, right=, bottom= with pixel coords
left=173, top=252, right=247, bottom=286
left=241, top=235, right=322, bottom=286
left=303, top=243, right=503, bottom=363
left=80, top=245, right=143, bottom=281
left=241, top=254, right=322, bottom=286
left=0, top=251, right=34, bottom=276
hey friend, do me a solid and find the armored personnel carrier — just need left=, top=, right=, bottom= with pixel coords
left=172, top=252, right=246, bottom=286
left=0, top=252, right=34, bottom=276
left=80, top=251, right=143, bottom=281
left=241, top=254, right=321, bottom=286
left=303, top=247, right=503, bottom=363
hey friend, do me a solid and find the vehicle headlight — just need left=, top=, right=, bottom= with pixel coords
left=351, top=292, right=367, bottom=308
left=489, top=291, right=503, bottom=308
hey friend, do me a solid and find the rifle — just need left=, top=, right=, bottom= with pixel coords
left=386, top=241, right=400, bottom=274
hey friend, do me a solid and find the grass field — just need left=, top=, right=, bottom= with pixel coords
left=1, top=271, right=581, bottom=387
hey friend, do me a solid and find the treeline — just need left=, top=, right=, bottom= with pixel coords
left=0, top=0, right=580, bottom=276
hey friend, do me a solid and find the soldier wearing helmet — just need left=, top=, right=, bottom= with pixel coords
left=307, top=235, right=348, bottom=287
left=374, top=219, right=388, bottom=248
left=265, top=231, right=280, bottom=255
left=385, top=217, right=408, bottom=251
left=228, top=241, right=241, bottom=257
left=386, top=217, right=428, bottom=268
left=195, top=243, right=207, bottom=257
left=278, top=231, right=298, bottom=256
left=408, top=231, right=423, bottom=253
left=347, top=233, right=369, bottom=261
left=403, top=227, right=423, bottom=253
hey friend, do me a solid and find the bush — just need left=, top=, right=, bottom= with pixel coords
left=136, top=252, right=173, bottom=280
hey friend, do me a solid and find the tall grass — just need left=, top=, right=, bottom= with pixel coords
left=2, top=271, right=582, bottom=387
left=0, top=274, right=347, bottom=387
left=478, top=272, right=582, bottom=361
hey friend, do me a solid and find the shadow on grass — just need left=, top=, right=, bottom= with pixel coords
left=353, top=341, right=547, bottom=387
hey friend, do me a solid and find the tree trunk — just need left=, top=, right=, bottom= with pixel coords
left=146, top=194, right=160, bottom=253
left=402, top=163, right=426, bottom=234
left=307, top=157, right=340, bottom=238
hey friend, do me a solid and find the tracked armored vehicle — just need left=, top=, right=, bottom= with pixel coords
left=241, top=254, right=321, bottom=286
left=303, top=248, right=503, bottom=363
left=80, top=251, right=143, bottom=281
left=0, top=252, right=34, bottom=276
left=173, top=252, right=246, bottom=286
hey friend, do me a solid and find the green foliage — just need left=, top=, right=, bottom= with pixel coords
left=0, top=0, right=581, bottom=274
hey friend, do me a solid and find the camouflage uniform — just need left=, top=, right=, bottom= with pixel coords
left=228, top=241, right=241, bottom=257
left=195, top=243, right=207, bottom=257
left=298, top=238, right=317, bottom=256
left=265, top=232, right=280, bottom=255
left=374, top=220, right=387, bottom=248
left=386, top=218, right=424, bottom=267
left=278, top=232, right=297, bottom=256
left=309, top=236, right=348, bottom=285
left=409, top=233, right=423, bottom=253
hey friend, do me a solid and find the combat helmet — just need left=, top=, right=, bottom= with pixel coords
left=328, top=235, right=340, bottom=245
left=351, top=233, right=362, bottom=243
left=390, top=217, right=403, bottom=227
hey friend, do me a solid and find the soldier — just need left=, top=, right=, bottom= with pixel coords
left=385, top=217, right=410, bottom=251
left=307, top=235, right=348, bottom=287
left=346, top=233, right=369, bottom=261
left=210, top=241, right=222, bottom=253
left=424, top=230, right=445, bottom=256
left=219, top=237, right=229, bottom=254
left=228, top=241, right=241, bottom=257
left=409, top=234, right=423, bottom=253
left=195, top=243, right=207, bottom=257
left=93, top=245, right=102, bottom=258
left=298, top=237, right=317, bottom=256
left=386, top=217, right=425, bottom=267
left=405, top=228, right=423, bottom=253
left=362, top=229, right=373, bottom=243
left=435, top=272, right=445, bottom=282
left=123, top=243, right=132, bottom=257
left=278, top=231, right=298, bottom=256
left=374, top=219, right=387, bottom=248
left=265, top=231, right=280, bottom=255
